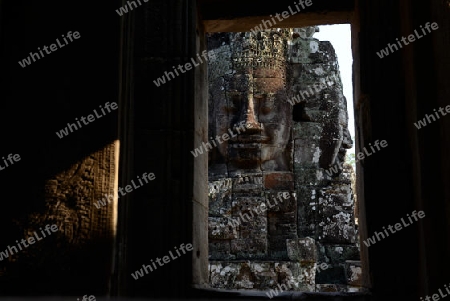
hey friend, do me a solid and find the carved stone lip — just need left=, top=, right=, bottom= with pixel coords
left=229, top=135, right=270, bottom=144
left=229, top=143, right=260, bottom=149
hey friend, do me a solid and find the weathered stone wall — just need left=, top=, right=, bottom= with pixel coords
left=207, top=28, right=361, bottom=292
left=0, top=0, right=120, bottom=292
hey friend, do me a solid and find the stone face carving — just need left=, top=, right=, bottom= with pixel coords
left=295, top=26, right=319, bottom=39
left=288, top=27, right=320, bottom=63
left=210, top=29, right=292, bottom=173
left=207, top=28, right=361, bottom=292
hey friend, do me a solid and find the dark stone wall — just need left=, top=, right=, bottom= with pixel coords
left=356, top=0, right=450, bottom=298
left=0, top=0, right=120, bottom=295
left=117, top=0, right=203, bottom=298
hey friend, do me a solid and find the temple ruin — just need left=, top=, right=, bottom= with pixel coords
left=207, top=27, right=361, bottom=292
left=1, top=0, right=449, bottom=299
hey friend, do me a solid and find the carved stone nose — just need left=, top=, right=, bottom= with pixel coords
left=240, top=96, right=261, bottom=133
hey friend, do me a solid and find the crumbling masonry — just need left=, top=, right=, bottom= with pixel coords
left=207, top=27, right=362, bottom=292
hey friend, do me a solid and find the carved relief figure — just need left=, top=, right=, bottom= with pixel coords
left=209, top=29, right=293, bottom=174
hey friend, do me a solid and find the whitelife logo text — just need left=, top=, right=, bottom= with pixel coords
left=363, top=210, right=425, bottom=247
left=18, top=31, right=81, bottom=68
left=376, top=22, right=438, bottom=59
left=153, top=50, right=216, bottom=87
left=0, top=224, right=59, bottom=261
left=250, top=0, right=313, bottom=36
left=55, top=102, right=118, bottom=139
left=131, top=243, right=193, bottom=280
left=191, top=121, right=248, bottom=158
left=115, top=0, right=148, bottom=16
left=94, top=172, right=156, bottom=209
left=326, top=140, right=388, bottom=177
left=287, top=73, right=338, bottom=106
left=414, top=105, right=450, bottom=129
left=0, top=153, right=21, bottom=172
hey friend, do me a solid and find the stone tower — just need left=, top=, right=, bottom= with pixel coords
left=207, top=27, right=361, bottom=292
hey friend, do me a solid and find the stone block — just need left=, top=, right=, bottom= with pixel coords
left=291, top=64, right=340, bottom=83
left=348, top=286, right=369, bottom=293
left=292, top=122, right=322, bottom=140
left=274, top=262, right=316, bottom=291
left=345, top=260, right=363, bottom=286
left=227, top=146, right=261, bottom=170
left=320, top=126, right=342, bottom=143
left=268, top=212, right=297, bottom=236
left=291, top=78, right=341, bottom=94
left=315, top=264, right=347, bottom=284
left=207, top=33, right=231, bottom=51
left=316, top=184, right=356, bottom=243
left=231, top=196, right=265, bottom=215
left=315, top=284, right=339, bottom=292
left=208, top=178, right=232, bottom=216
left=317, top=210, right=356, bottom=244
left=260, top=145, right=293, bottom=172
left=248, top=262, right=278, bottom=289
left=317, top=184, right=354, bottom=209
left=264, top=191, right=296, bottom=212
left=208, top=217, right=237, bottom=240
left=268, top=212, right=297, bottom=259
left=263, top=172, right=294, bottom=190
left=294, top=138, right=321, bottom=168
left=233, top=262, right=257, bottom=289
left=316, top=283, right=357, bottom=292
left=292, top=40, right=339, bottom=65
left=294, top=167, right=326, bottom=186
left=317, top=244, right=360, bottom=264
left=231, top=174, right=263, bottom=193
left=288, top=38, right=327, bottom=64
left=318, top=89, right=344, bottom=110
left=303, top=109, right=326, bottom=122
left=209, top=262, right=240, bottom=289
left=296, top=186, right=318, bottom=237
left=319, top=150, right=341, bottom=172
left=209, top=261, right=316, bottom=291
left=209, top=240, right=234, bottom=260
left=286, top=237, right=317, bottom=263
left=236, top=215, right=267, bottom=240
left=231, top=238, right=267, bottom=259
left=323, top=164, right=354, bottom=184
left=208, top=164, right=228, bottom=181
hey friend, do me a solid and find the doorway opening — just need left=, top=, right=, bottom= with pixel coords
left=204, top=24, right=364, bottom=294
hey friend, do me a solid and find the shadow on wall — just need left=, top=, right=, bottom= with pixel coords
left=0, top=0, right=121, bottom=295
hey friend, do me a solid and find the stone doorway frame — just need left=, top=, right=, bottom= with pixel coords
left=191, top=0, right=371, bottom=295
